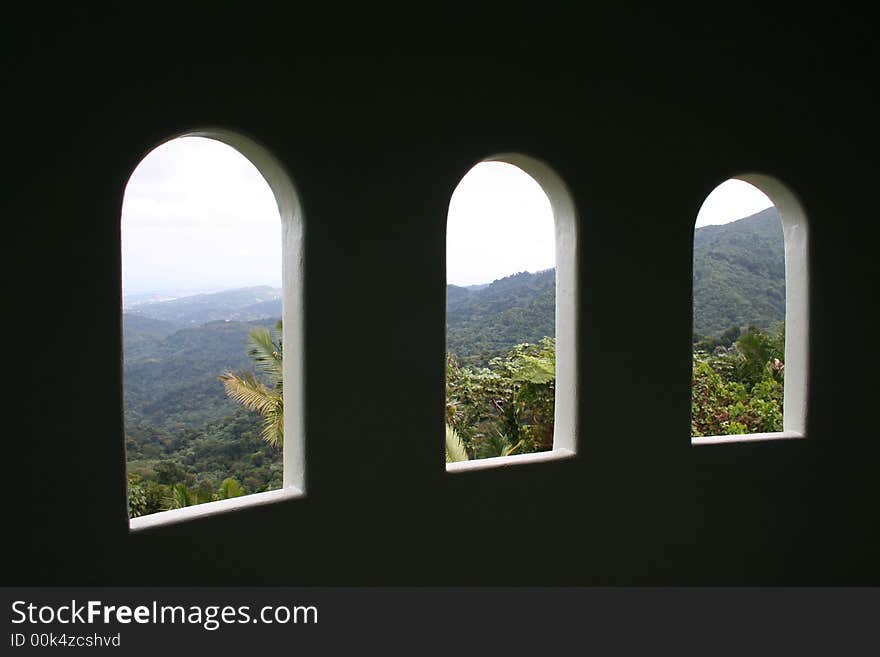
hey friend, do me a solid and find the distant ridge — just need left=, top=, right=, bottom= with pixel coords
left=127, top=285, right=282, bottom=325
left=446, top=269, right=555, bottom=366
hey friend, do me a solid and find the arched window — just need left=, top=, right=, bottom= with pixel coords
left=122, top=131, right=304, bottom=528
left=691, top=175, right=808, bottom=445
left=445, top=154, right=577, bottom=470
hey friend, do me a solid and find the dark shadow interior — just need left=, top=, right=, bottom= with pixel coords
left=4, top=7, right=878, bottom=584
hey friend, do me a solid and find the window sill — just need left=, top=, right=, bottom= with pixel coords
left=691, top=430, right=805, bottom=446
left=446, top=447, right=575, bottom=473
left=128, top=486, right=303, bottom=532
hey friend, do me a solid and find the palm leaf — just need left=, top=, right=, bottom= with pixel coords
left=246, top=325, right=283, bottom=382
left=163, top=483, right=195, bottom=510
left=218, top=478, right=245, bottom=499
left=217, top=371, right=284, bottom=447
left=258, top=400, right=284, bottom=448
left=502, top=438, right=525, bottom=456
left=219, top=320, right=285, bottom=448
left=445, top=424, right=469, bottom=463
left=218, top=371, right=277, bottom=414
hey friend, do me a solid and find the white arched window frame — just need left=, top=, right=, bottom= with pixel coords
left=446, top=153, right=578, bottom=472
left=691, top=173, right=809, bottom=446
left=127, top=129, right=306, bottom=530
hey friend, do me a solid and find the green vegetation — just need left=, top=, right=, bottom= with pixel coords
left=446, top=338, right=556, bottom=459
left=124, top=317, right=284, bottom=518
left=127, top=469, right=259, bottom=518
left=125, top=408, right=282, bottom=517
left=443, top=323, right=786, bottom=458
left=692, top=323, right=785, bottom=436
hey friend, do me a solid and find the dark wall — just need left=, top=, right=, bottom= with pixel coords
left=4, top=8, right=878, bottom=584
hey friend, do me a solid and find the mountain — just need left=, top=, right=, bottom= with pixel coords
left=123, top=314, right=183, bottom=339
left=126, top=285, right=282, bottom=325
left=447, top=269, right=555, bottom=365
left=122, top=314, right=187, bottom=362
left=692, top=207, right=785, bottom=336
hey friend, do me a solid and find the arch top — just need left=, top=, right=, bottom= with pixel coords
left=181, top=128, right=303, bottom=230
left=480, top=153, right=577, bottom=237
left=732, top=172, right=808, bottom=234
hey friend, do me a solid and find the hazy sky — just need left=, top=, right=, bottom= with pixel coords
left=447, top=162, right=555, bottom=286
left=122, top=138, right=775, bottom=295
left=121, top=137, right=281, bottom=296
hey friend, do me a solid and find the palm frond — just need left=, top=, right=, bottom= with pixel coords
left=484, top=432, right=523, bottom=458
left=502, top=438, right=525, bottom=456
left=247, top=326, right=283, bottom=381
left=162, top=483, right=195, bottom=510
left=258, top=401, right=284, bottom=448
left=217, top=478, right=245, bottom=499
left=218, top=370, right=284, bottom=447
left=218, top=371, right=278, bottom=414
left=445, top=424, right=469, bottom=463
left=220, top=321, right=285, bottom=448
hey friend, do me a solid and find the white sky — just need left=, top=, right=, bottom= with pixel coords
left=446, top=162, right=555, bottom=286
left=694, top=178, right=774, bottom=228
left=122, top=138, right=776, bottom=295
left=121, top=137, right=281, bottom=296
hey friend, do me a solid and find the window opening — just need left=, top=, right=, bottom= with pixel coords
left=445, top=155, right=577, bottom=468
left=691, top=176, right=808, bottom=444
left=122, top=133, right=304, bottom=526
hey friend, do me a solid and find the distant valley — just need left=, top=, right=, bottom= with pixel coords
left=125, top=285, right=282, bottom=326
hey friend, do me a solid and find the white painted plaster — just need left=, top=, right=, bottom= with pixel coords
left=129, top=486, right=304, bottom=531
left=691, top=431, right=804, bottom=446
left=446, top=448, right=576, bottom=473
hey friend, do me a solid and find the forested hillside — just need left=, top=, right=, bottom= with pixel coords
left=124, top=318, right=283, bottom=514
left=693, top=207, right=784, bottom=336
left=124, top=318, right=278, bottom=430
left=447, top=269, right=554, bottom=366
